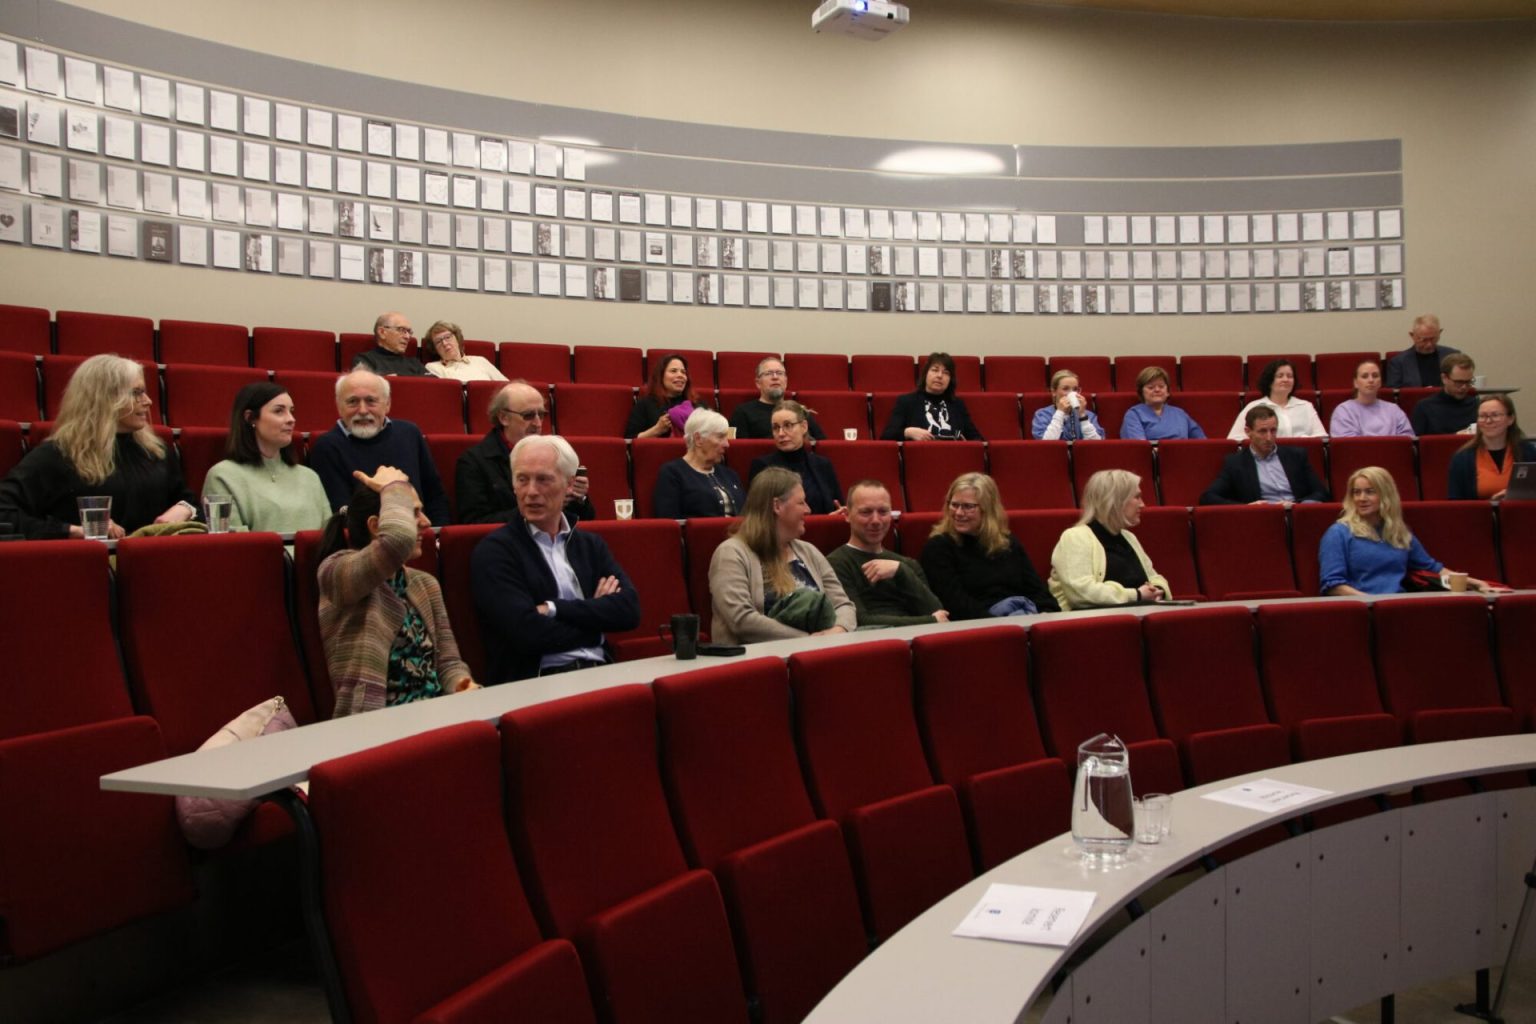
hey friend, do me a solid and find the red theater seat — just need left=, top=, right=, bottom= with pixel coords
left=573, top=344, right=644, bottom=385
left=0, top=419, right=22, bottom=477
left=1494, top=594, right=1536, bottom=730
left=1289, top=501, right=1343, bottom=596
left=581, top=519, right=692, bottom=661
left=1158, top=439, right=1238, bottom=506
left=55, top=310, right=154, bottom=360
left=1143, top=607, right=1290, bottom=785
left=783, top=352, right=849, bottom=390
left=1005, top=508, right=1079, bottom=579
left=1089, top=392, right=1137, bottom=439
left=723, top=438, right=775, bottom=485
left=787, top=641, right=973, bottom=942
left=1401, top=500, right=1502, bottom=582
left=912, top=628, right=1071, bottom=871
left=0, top=350, right=41, bottom=421
left=0, top=303, right=52, bottom=355
left=175, top=426, right=227, bottom=496
left=1328, top=436, right=1419, bottom=503
left=813, top=442, right=903, bottom=511
left=388, top=376, right=466, bottom=434
left=1174, top=391, right=1243, bottom=440
left=1193, top=504, right=1301, bottom=600
left=1314, top=351, right=1382, bottom=391
left=1049, top=355, right=1112, bottom=394
left=850, top=354, right=915, bottom=392
left=271, top=369, right=344, bottom=435
left=1030, top=616, right=1184, bottom=795
left=1373, top=598, right=1516, bottom=745
left=955, top=391, right=1023, bottom=440
left=947, top=355, right=983, bottom=393
left=1277, top=437, right=1328, bottom=489
left=0, top=717, right=195, bottom=960
left=902, top=440, right=984, bottom=512
left=1133, top=506, right=1204, bottom=601
left=1501, top=501, right=1536, bottom=588
left=1071, top=440, right=1156, bottom=505
left=427, top=433, right=479, bottom=516
left=436, top=523, right=501, bottom=684
left=983, top=356, right=1047, bottom=393
left=1113, top=355, right=1177, bottom=392
left=987, top=440, right=1074, bottom=510
left=253, top=327, right=337, bottom=372
left=552, top=383, right=634, bottom=437
left=339, top=333, right=380, bottom=371
left=499, top=341, right=572, bottom=383
left=683, top=516, right=736, bottom=639
left=1416, top=434, right=1465, bottom=502
left=162, top=364, right=271, bottom=427
left=308, top=722, right=596, bottom=1024
left=793, top=390, right=872, bottom=440
left=714, top=351, right=778, bottom=390
left=632, top=438, right=687, bottom=518
left=653, top=660, right=866, bottom=1024
left=158, top=319, right=249, bottom=367
left=500, top=688, right=749, bottom=1024
left=1180, top=355, right=1245, bottom=391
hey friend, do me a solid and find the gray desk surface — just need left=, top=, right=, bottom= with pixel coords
left=99, top=591, right=1517, bottom=800
left=803, top=734, right=1536, bottom=1024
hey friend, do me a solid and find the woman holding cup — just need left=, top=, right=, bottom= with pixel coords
left=202, top=382, right=331, bottom=533
left=0, top=354, right=196, bottom=539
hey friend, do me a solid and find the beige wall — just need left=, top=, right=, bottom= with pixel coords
left=7, top=0, right=1534, bottom=393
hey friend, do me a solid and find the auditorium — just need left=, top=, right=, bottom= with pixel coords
left=1, top=1, right=1534, bottom=1021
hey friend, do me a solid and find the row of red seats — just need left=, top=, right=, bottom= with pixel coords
left=0, top=350, right=1442, bottom=442
left=0, top=303, right=1411, bottom=390
left=305, top=597, right=1535, bottom=1022
left=0, top=421, right=1484, bottom=526
left=5, top=524, right=1530, bottom=1005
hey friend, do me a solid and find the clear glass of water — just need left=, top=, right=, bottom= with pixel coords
left=77, top=495, right=112, bottom=540
left=203, top=494, right=234, bottom=534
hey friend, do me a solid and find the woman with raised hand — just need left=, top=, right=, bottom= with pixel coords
left=202, top=382, right=330, bottom=533
left=920, top=472, right=1057, bottom=620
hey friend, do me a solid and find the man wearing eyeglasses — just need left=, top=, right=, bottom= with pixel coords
left=352, top=311, right=431, bottom=376
left=728, top=357, right=827, bottom=440
left=455, top=380, right=594, bottom=524
left=1409, top=353, right=1481, bottom=435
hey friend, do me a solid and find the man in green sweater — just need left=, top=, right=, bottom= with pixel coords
left=826, top=480, right=950, bottom=627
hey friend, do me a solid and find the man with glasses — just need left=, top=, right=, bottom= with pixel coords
left=308, top=368, right=451, bottom=523
left=352, top=311, right=430, bottom=376
left=455, top=380, right=594, bottom=524
left=728, top=357, right=827, bottom=440
left=1383, top=313, right=1460, bottom=389
left=1410, top=353, right=1481, bottom=435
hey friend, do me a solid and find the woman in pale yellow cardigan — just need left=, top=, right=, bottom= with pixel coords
left=1049, top=469, right=1170, bottom=610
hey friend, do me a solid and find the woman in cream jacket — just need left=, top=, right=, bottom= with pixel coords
left=1049, top=469, right=1171, bottom=610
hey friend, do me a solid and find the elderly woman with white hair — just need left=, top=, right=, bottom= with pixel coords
left=1048, top=469, right=1171, bottom=610
left=651, top=407, right=746, bottom=519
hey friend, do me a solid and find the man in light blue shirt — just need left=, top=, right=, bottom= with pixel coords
left=1200, top=407, right=1330, bottom=507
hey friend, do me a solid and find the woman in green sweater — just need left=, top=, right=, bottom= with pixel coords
left=203, top=382, right=331, bottom=533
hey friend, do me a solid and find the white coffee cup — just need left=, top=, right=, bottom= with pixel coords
left=843, top=428, right=858, bottom=441
left=614, top=498, right=634, bottom=520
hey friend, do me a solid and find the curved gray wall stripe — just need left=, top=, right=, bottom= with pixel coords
left=6, top=1, right=1400, bottom=194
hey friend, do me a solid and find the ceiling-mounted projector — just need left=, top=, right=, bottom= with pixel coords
left=812, top=0, right=910, bottom=41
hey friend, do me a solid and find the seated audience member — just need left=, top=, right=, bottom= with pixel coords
left=202, top=382, right=330, bottom=533
left=1320, top=465, right=1492, bottom=594
left=308, top=369, right=451, bottom=525
left=352, top=311, right=430, bottom=377
left=749, top=400, right=843, bottom=514
left=828, top=480, right=949, bottom=626
left=455, top=381, right=592, bottom=524
left=1449, top=396, right=1536, bottom=500
left=1049, top=468, right=1171, bottom=610
left=1227, top=358, right=1326, bottom=440
left=920, top=472, right=1057, bottom=619
left=626, top=353, right=707, bottom=439
left=1031, top=369, right=1104, bottom=440
left=316, top=466, right=476, bottom=716
left=1384, top=313, right=1460, bottom=389
left=1120, top=366, right=1206, bottom=440
left=708, top=466, right=856, bottom=644
left=652, top=408, right=746, bottom=519
left=730, top=356, right=827, bottom=440
left=1410, top=353, right=1480, bottom=436
left=1329, top=360, right=1415, bottom=438
left=1201, top=407, right=1330, bottom=507
left=880, top=351, right=984, bottom=441
left=470, top=435, right=639, bottom=682
left=420, top=320, right=506, bottom=382
left=0, top=353, right=196, bottom=539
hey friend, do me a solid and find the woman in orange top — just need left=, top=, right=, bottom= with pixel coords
left=1448, top=395, right=1535, bottom=500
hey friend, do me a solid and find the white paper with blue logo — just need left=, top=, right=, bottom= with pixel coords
left=953, top=884, right=1096, bottom=947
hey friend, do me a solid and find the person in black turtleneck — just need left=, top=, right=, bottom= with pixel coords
left=748, top=400, right=843, bottom=515
left=0, top=354, right=196, bottom=538
left=352, top=311, right=430, bottom=377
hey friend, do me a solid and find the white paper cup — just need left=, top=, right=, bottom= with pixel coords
left=77, top=495, right=111, bottom=541
left=843, top=428, right=858, bottom=441
left=614, top=498, right=634, bottom=520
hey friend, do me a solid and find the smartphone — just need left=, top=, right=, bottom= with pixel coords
left=574, top=465, right=587, bottom=478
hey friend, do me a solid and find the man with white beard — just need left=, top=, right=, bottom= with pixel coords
left=307, top=368, right=451, bottom=524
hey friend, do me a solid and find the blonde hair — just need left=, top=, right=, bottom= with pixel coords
left=931, top=472, right=1009, bottom=556
left=1049, top=369, right=1080, bottom=394
left=51, top=354, right=165, bottom=484
left=1077, top=469, right=1143, bottom=533
left=731, top=466, right=802, bottom=596
left=1337, top=466, right=1412, bottom=549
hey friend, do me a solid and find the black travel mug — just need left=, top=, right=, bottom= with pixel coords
left=671, top=613, right=700, bottom=660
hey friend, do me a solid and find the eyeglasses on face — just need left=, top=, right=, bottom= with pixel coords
left=513, top=408, right=547, bottom=422
left=948, top=501, right=980, bottom=513
left=385, top=325, right=414, bottom=336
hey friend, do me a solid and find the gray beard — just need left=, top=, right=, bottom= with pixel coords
left=765, top=386, right=785, bottom=402
left=349, top=420, right=382, bottom=440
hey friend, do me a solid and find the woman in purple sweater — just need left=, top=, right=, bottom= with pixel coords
left=1329, top=360, right=1415, bottom=438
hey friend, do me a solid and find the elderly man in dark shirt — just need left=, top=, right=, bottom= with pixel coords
left=1383, top=313, right=1461, bottom=388
left=352, top=311, right=430, bottom=376
left=455, top=380, right=593, bottom=524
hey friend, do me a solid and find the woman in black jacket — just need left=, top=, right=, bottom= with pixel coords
left=920, top=472, right=1056, bottom=620
left=748, top=400, right=844, bottom=514
left=879, top=351, right=982, bottom=441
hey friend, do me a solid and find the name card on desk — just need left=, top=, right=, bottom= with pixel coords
left=953, top=884, right=1096, bottom=947
left=1202, top=778, right=1332, bottom=814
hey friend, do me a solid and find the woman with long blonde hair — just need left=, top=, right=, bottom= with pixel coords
left=708, top=466, right=855, bottom=644
left=1319, top=466, right=1491, bottom=594
left=0, top=354, right=195, bottom=538
left=919, top=472, right=1057, bottom=619
left=1049, top=469, right=1170, bottom=610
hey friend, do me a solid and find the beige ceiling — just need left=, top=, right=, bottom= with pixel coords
left=985, top=0, right=1536, bottom=20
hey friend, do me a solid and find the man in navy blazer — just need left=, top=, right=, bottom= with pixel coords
left=471, top=434, right=640, bottom=683
left=1200, top=407, right=1330, bottom=507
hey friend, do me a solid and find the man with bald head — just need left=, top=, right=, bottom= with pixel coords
left=353, top=311, right=430, bottom=376
left=1384, top=313, right=1461, bottom=389
left=307, top=368, right=451, bottom=524
left=455, top=380, right=594, bottom=523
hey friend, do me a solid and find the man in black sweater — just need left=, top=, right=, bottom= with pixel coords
left=1383, top=312, right=1460, bottom=388
left=1200, top=407, right=1330, bottom=507
left=728, top=356, right=826, bottom=440
left=352, top=311, right=430, bottom=376
left=455, top=380, right=594, bottom=524
left=1410, top=353, right=1480, bottom=435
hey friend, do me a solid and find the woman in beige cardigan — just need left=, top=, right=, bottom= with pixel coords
left=708, top=466, right=856, bottom=645
left=1048, top=469, right=1171, bottom=610
left=316, top=465, right=477, bottom=716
